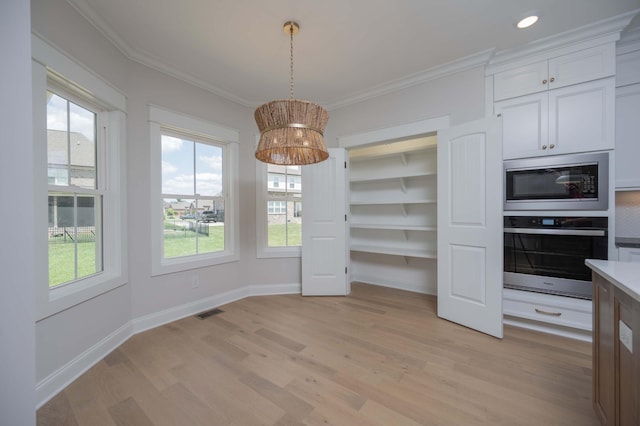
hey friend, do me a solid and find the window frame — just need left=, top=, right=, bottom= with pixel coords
left=150, top=106, right=239, bottom=276
left=255, top=145, right=302, bottom=258
left=33, top=35, right=128, bottom=320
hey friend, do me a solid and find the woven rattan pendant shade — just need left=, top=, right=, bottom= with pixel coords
left=254, top=99, right=329, bottom=165
left=254, top=21, right=329, bottom=165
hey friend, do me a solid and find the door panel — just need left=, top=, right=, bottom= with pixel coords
left=301, top=148, right=349, bottom=296
left=437, top=117, right=503, bottom=338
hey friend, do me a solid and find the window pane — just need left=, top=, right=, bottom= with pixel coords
left=195, top=143, right=222, bottom=196
left=267, top=201, right=301, bottom=247
left=47, top=93, right=69, bottom=186
left=48, top=194, right=101, bottom=287
left=163, top=198, right=196, bottom=258
left=197, top=199, right=224, bottom=254
left=161, top=135, right=194, bottom=195
left=69, top=101, right=97, bottom=189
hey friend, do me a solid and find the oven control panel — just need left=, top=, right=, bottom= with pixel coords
left=504, top=216, right=608, bottom=230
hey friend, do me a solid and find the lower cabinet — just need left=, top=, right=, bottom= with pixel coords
left=592, top=272, right=640, bottom=425
left=503, top=289, right=592, bottom=341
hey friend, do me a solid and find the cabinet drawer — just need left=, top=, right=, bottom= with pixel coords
left=503, top=290, right=592, bottom=331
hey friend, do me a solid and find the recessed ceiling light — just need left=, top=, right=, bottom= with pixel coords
left=516, top=15, right=539, bottom=29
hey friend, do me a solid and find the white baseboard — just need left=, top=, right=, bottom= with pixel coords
left=131, top=286, right=250, bottom=334
left=504, top=316, right=592, bottom=342
left=36, top=321, right=132, bottom=409
left=351, top=274, right=436, bottom=295
left=36, top=282, right=301, bottom=408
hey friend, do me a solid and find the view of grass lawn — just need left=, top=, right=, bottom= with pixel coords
left=268, top=223, right=301, bottom=247
left=49, top=241, right=97, bottom=287
left=163, top=224, right=225, bottom=258
left=48, top=221, right=301, bottom=286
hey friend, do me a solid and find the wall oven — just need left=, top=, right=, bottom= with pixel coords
left=504, top=216, right=608, bottom=300
left=504, top=151, right=609, bottom=211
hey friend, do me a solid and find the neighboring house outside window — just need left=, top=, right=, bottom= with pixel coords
left=257, top=162, right=302, bottom=257
left=47, top=90, right=102, bottom=288
left=33, top=34, right=128, bottom=319
left=150, top=106, right=239, bottom=276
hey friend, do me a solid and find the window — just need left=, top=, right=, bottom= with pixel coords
left=256, top=161, right=302, bottom=257
left=161, top=132, right=225, bottom=259
left=150, top=106, right=239, bottom=275
left=47, top=90, right=102, bottom=287
left=33, top=34, right=127, bottom=319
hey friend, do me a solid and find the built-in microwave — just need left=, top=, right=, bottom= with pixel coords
left=504, top=151, right=609, bottom=211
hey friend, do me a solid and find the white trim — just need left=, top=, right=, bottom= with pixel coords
left=503, top=317, right=591, bottom=342
left=338, top=115, right=451, bottom=149
left=131, top=286, right=249, bottom=334
left=150, top=106, right=240, bottom=276
left=486, top=10, right=637, bottom=75
left=326, top=50, right=493, bottom=110
left=351, top=274, right=436, bottom=295
left=33, top=42, right=128, bottom=321
left=36, top=321, right=132, bottom=409
left=36, top=283, right=301, bottom=408
left=149, top=105, right=239, bottom=143
left=31, top=33, right=126, bottom=112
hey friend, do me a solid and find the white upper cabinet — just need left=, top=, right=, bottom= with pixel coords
left=494, top=43, right=616, bottom=101
left=615, top=84, right=640, bottom=189
left=497, top=78, right=614, bottom=159
left=493, top=42, right=616, bottom=160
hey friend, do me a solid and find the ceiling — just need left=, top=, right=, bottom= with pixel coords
left=68, top=0, right=640, bottom=109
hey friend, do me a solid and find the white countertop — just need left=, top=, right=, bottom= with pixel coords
left=586, top=259, right=640, bottom=303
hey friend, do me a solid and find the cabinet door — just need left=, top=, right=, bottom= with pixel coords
left=494, top=61, right=548, bottom=101
left=547, top=43, right=615, bottom=90
left=549, top=78, right=615, bottom=155
left=593, top=274, right=615, bottom=424
left=301, top=148, right=349, bottom=296
left=619, top=247, right=640, bottom=263
left=615, top=84, right=640, bottom=189
left=496, top=92, right=548, bottom=159
left=437, top=117, right=503, bottom=338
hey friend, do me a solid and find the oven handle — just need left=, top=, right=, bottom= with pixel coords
left=504, top=227, right=606, bottom=237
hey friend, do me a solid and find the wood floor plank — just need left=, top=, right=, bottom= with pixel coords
left=38, top=282, right=599, bottom=425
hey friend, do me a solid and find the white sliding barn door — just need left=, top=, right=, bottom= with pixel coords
left=301, top=148, right=349, bottom=296
left=437, top=117, right=503, bottom=338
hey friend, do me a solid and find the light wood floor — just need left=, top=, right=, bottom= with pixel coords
left=37, top=283, right=598, bottom=425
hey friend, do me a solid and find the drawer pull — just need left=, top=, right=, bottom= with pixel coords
left=535, top=308, right=562, bottom=317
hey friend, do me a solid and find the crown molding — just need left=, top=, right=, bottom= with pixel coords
left=325, top=49, right=495, bottom=111
left=617, top=25, right=640, bottom=55
left=487, top=9, right=639, bottom=73
left=65, top=0, right=252, bottom=107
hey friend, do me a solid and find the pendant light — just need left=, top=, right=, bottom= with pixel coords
left=254, top=21, right=329, bottom=165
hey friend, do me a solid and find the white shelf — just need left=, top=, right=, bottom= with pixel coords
left=350, top=145, right=436, bottom=163
left=349, top=199, right=436, bottom=206
left=350, top=224, right=436, bottom=232
left=350, top=245, right=437, bottom=259
left=350, top=171, right=436, bottom=183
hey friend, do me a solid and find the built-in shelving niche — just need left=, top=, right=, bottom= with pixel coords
left=348, top=136, right=437, bottom=294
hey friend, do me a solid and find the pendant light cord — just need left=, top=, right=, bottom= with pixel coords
left=289, top=25, right=294, bottom=100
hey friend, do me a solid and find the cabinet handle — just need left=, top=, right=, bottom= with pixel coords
left=542, top=79, right=547, bottom=84
left=535, top=308, right=562, bottom=317
left=550, top=77, right=555, bottom=83
left=549, top=144, right=555, bottom=149
left=542, top=145, right=548, bottom=150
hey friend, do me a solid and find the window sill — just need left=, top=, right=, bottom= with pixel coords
left=151, top=252, right=240, bottom=277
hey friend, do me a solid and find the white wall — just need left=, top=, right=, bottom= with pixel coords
left=325, top=67, right=486, bottom=145
left=29, top=0, right=487, bottom=408
left=0, top=0, right=36, bottom=424
left=30, top=0, right=304, bottom=401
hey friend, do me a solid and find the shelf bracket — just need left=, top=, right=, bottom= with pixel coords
left=400, top=177, right=407, bottom=193
left=402, top=230, right=408, bottom=240
left=403, top=256, right=409, bottom=264
left=400, top=152, right=407, bottom=166
left=401, top=204, right=407, bottom=217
